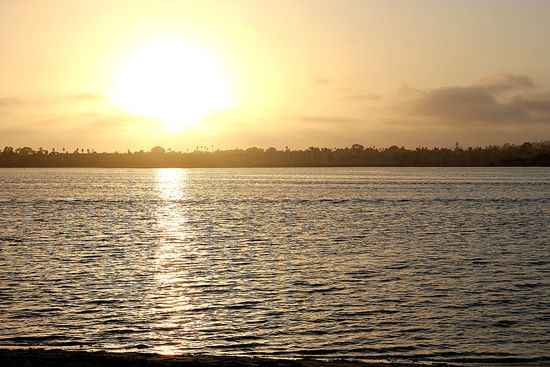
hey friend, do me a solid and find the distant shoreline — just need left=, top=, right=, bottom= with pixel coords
left=2, top=142, right=549, bottom=168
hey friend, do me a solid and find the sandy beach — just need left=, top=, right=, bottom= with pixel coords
left=0, top=349, right=453, bottom=367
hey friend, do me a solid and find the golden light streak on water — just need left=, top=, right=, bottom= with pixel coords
left=151, top=169, right=196, bottom=354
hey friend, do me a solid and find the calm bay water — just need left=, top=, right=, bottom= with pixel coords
left=0, top=167, right=549, bottom=364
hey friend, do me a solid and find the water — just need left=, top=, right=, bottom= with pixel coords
left=0, top=167, right=549, bottom=364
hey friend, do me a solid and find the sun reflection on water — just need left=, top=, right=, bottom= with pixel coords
left=150, top=168, right=197, bottom=354
left=156, top=168, right=187, bottom=201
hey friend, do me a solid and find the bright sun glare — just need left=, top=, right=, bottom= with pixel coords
left=111, top=39, right=230, bottom=131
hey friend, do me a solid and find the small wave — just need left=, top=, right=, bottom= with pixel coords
left=210, top=342, right=265, bottom=350
left=225, top=301, right=264, bottom=310
left=88, top=299, right=121, bottom=306
left=433, top=355, right=550, bottom=365
left=0, top=335, right=76, bottom=345
left=102, top=328, right=150, bottom=335
left=0, top=236, right=23, bottom=243
left=514, top=282, right=544, bottom=289
left=493, top=320, right=518, bottom=328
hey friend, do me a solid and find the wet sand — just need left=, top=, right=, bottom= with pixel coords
left=0, top=349, right=450, bottom=367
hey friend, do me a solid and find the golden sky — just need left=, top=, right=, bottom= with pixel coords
left=1, top=0, right=550, bottom=151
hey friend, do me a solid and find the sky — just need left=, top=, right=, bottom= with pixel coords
left=1, top=0, right=550, bottom=151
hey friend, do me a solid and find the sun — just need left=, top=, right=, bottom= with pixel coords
left=111, top=39, right=231, bottom=131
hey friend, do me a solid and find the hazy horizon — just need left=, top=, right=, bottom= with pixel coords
left=2, top=139, right=550, bottom=154
left=2, top=0, right=550, bottom=151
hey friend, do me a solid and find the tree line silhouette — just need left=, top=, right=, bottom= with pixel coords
left=1, top=141, right=549, bottom=167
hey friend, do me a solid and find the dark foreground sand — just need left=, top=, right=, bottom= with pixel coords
left=0, top=349, right=451, bottom=367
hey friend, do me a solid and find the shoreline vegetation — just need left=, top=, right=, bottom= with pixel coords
left=1, top=141, right=549, bottom=168
left=0, top=349, right=460, bottom=367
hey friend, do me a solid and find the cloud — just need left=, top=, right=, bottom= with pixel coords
left=0, top=97, right=25, bottom=107
left=401, top=86, right=523, bottom=122
left=84, top=113, right=157, bottom=129
left=0, top=127, right=33, bottom=137
left=513, top=92, right=550, bottom=113
left=0, top=93, right=106, bottom=108
left=394, top=73, right=550, bottom=125
left=70, top=93, right=106, bottom=101
left=291, top=115, right=360, bottom=124
left=309, top=78, right=381, bottom=103
left=312, top=77, right=331, bottom=85
left=342, top=92, right=381, bottom=101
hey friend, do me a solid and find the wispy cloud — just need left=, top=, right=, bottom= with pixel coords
left=291, top=115, right=360, bottom=124
left=309, top=77, right=381, bottom=102
left=341, top=92, right=381, bottom=101
left=0, top=97, right=25, bottom=107
left=70, top=93, right=106, bottom=101
left=0, top=127, right=34, bottom=137
left=312, top=77, right=331, bottom=85
left=0, top=93, right=107, bottom=108
left=84, top=113, right=157, bottom=130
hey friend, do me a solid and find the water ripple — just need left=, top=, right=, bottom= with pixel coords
left=0, top=167, right=549, bottom=364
